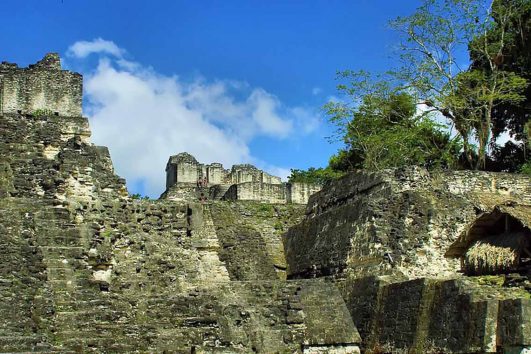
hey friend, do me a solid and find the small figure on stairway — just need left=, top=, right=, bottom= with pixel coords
left=197, top=178, right=203, bottom=188
left=203, top=177, right=208, bottom=188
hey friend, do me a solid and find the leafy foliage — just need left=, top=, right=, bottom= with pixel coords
left=288, top=167, right=345, bottom=185
left=487, top=140, right=529, bottom=172
left=299, top=0, right=530, bottom=177
left=471, top=0, right=531, bottom=171
left=327, top=89, right=461, bottom=171
left=32, top=108, right=54, bottom=117
left=391, top=0, right=528, bottom=169
left=131, top=193, right=150, bottom=200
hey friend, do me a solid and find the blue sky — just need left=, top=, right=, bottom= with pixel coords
left=1, top=0, right=423, bottom=197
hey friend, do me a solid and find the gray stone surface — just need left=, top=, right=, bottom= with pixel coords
left=285, top=167, right=530, bottom=280
left=0, top=54, right=360, bottom=353
left=0, top=53, right=82, bottom=117
left=285, top=167, right=531, bottom=353
left=163, top=152, right=321, bottom=204
left=339, top=276, right=530, bottom=353
left=288, top=182, right=323, bottom=205
left=209, top=201, right=305, bottom=280
left=3, top=52, right=530, bottom=354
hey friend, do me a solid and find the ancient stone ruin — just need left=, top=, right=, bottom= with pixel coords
left=285, top=167, right=530, bottom=353
left=162, top=152, right=321, bottom=204
left=0, top=54, right=529, bottom=353
left=0, top=54, right=359, bottom=353
left=0, top=53, right=82, bottom=117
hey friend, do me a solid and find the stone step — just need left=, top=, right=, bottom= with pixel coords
left=40, top=259, right=72, bottom=268
left=40, top=246, right=84, bottom=259
left=54, top=298, right=111, bottom=308
left=54, top=329, right=132, bottom=345
left=42, top=235, right=82, bottom=247
left=46, top=279, right=76, bottom=288
left=0, top=335, right=52, bottom=353
left=208, top=184, right=232, bottom=200
left=55, top=310, right=126, bottom=324
left=45, top=267, right=75, bottom=280
left=57, top=337, right=137, bottom=353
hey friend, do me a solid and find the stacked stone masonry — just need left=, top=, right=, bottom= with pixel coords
left=284, top=166, right=530, bottom=353
left=2, top=52, right=530, bottom=354
left=0, top=54, right=360, bottom=353
left=162, top=152, right=322, bottom=204
left=0, top=53, right=82, bottom=117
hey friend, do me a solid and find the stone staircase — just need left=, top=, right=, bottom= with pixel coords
left=31, top=206, right=126, bottom=352
left=209, top=184, right=232, bottom=200
left=0, top=200, right=53, bottom=353
left=0, top=111, right=362, bottom=353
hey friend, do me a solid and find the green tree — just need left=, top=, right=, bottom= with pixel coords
left=131, top=193, right=150, bottom=200
left=392, top=0, right=528, bottom=169
left=326, top=87, right=460, bottom=171
left=472, top=0, right=531, bottom=171
left=288, top=166, right=344, bottom=185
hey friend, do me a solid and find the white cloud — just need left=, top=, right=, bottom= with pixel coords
left=70, top=39, right=316, bottom=197
left=290, top=106, right=320, bottom=134
left=67, top=38, right=125, bottom=59
left=248, top=89, right=293, bottom=138
left=312, top=87, right=322, bottom=95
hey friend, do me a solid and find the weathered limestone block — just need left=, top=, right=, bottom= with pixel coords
left=0, top=160, right=15, bottom=197
left=0, top=113, right=127, bottom=205
left=341, top=276, right=529, bottom=353
left=284, top=167, right=530, bottom=353
left=0, top=53, right=361, bottom=352
left=0, top=189, right=361, bottom=352
left=0, top=53, right=82, bottom=117
left=160, top=182, right=201, bottom=201
left=284, top=167, right=530, bottom=280
left=206, top=162, right=227, bottom=184
left=498, top=298, right=531, bottom=350
left=210, top=201, right=305, bottom=280
left=163, top=152, right=321, bottom=204
left=442, top=170, right=531, bottom=204
left=0, top=199, right=52, bottom=353
left=1, top=197, right=361, bottom=352
left=224, top=181, right=288, bottom=204
left=299, top=280, right=361, bottom=347
left=166, top=152, right=201, bottom=186
left=229, top=164, right=264, bottom=184
left=288, top=182, right=322, bottom=205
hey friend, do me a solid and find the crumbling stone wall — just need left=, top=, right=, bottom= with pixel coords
left=224, top=181, right=288, bottom=204
left=442, top=170, right=531, bottom=204
left=285, top=167, right=529, bottom=280
left=284, top=167, right=531, bottom=353
left=287, top=182, right=323, bottom=205
left=0, top=54, right=361, bottom=353
left=206, top=162, right=226, bottom=184
left=0, top=53, right=82, bottom=117
left=165, top=152, right=202, bottom=186
left=209, top=201, right=305, bottom=280
left=339, top=276, right=530, bottom=353
left=164, top=152, right=321, bottom=204
left=229, top=164, right=282, bottom=185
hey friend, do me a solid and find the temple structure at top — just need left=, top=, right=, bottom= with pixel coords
left=0, top=53, right=82, bottom=117
left=161, top=152, right=321, bottom=204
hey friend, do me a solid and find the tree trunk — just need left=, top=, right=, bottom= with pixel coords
left=476, top=103, right=493, bottom=170
left=458, top=128, right=474, bottom=169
